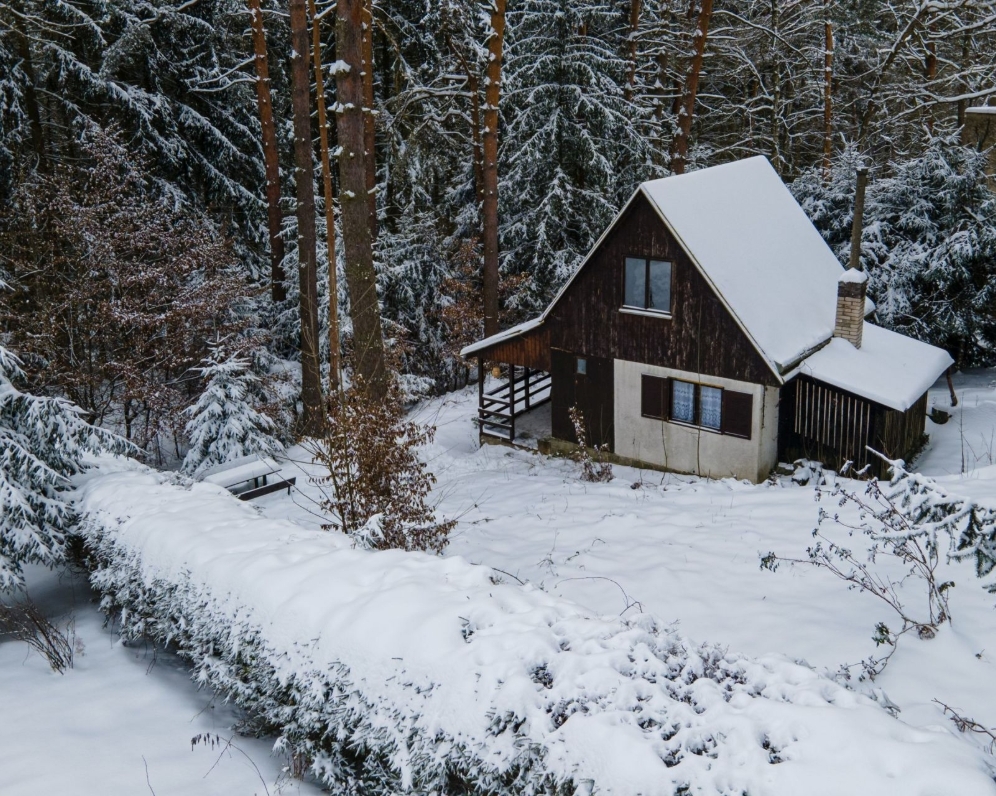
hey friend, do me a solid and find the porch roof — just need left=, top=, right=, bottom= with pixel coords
left=460, top=317, right=544, bottom=358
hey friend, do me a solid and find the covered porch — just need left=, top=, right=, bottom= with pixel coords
left=477, top=367, right=551, bottom=444
left=461, top=318, right=553, bottom=447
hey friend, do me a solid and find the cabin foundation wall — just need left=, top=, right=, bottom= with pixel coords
left=612, top=359, right=778, bottom=482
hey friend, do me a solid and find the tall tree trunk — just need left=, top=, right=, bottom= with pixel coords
left=361, top=0, right=377, bottom=238
left=468, top=71, right=485, bottom=207
left=769, top=0, right=781, bottom=173
left=335, top=0, right=388, bottom=400
left=925, top=28, right=937, bottom=133
left=671, top=0, right=713, bottom=175
left=289, top=0, right=325, bottom=433
left=625, top=0, right=642, bottom=102
left=11, top=3, right=45, bottom=171
left=482, top=0, right=507, bottom=339
left=822, top=1, right=834, bottom=180
left=248, top=0, right=286, bottom=302
left=308, top=0, right=340, bottom=388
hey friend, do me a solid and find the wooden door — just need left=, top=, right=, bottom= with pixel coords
left=551, top=349, right=614, bottom=451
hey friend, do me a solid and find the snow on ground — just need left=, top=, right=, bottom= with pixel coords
left=262, top=368, right=996, bottom=782
left=3, top=369, right=996, bottom=794
left=0, top=564, right=321, bottom=796
left=919, top=369, right=996, bottom=480
left=78, top=462, right=996, bottom=795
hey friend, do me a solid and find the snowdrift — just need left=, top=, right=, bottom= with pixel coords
left=75, top=462, right=994, bottom=796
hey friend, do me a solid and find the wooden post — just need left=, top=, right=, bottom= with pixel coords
left=848, top=166, right=868, bottom=272
left=524, top=367, right=531, bottom=411
left=508, top=365, right=516, bottom=442
left=478, top=356, right=485, bottom=433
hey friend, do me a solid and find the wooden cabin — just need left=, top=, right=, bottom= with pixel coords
left=462, top=157, right=953, bottom=482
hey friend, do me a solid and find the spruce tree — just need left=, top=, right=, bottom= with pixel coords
left=182, top=345, right=283, bottom=476
left=0, top=340, right=123, bottom=591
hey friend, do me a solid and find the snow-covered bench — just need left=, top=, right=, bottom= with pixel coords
left=198, top=455, right=295, bottom=501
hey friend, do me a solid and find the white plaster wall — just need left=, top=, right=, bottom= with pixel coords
left=613, top=359, right=779, bottom=482
left=758, top=385, right=781, bottom=477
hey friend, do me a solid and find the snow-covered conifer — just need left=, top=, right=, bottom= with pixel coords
left=500, top=0, right=660, bottom=309
left=794, top=136, right=996, bottom=363
left=0, top=340, right=123, bottom=591
left=182, top=345, right=283, bottom=476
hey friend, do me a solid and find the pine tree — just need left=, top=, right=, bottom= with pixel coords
left=0, top=340, right=124, bottom=591
left=862, top=134, right=996, bottom=363
left=499, top=0, right=649, bottom=308
left=794, top=136, right=996, bottom=364
left=182, top=345, right=283, bottom=476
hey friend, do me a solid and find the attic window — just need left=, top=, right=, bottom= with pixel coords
left=624, top=258, right=672, bottom=314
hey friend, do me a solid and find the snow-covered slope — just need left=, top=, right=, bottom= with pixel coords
left=75, top=456, right=996, bottom=795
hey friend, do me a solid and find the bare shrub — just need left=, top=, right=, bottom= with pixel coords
left=0, top=128, right=252, bottom=461
left=569, top=406, right=613, bottom=483
left=306, top=378, right=454, bottom=554
left=761, top=454, right=996, bottom=679
left=0, top=597, right=75, bottom=673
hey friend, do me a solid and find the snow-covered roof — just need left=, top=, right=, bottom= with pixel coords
left=460, top=317, right=544, bottom=358
left=199, top=455, right=280, bottom=487
left=640, top=156, right=850, bottom=374
left=794, top=324, right=953, bottom=412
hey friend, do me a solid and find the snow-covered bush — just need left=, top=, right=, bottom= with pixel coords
left=762, top=457, right=996, bottom=677
left=568, top=405, right=612, bottom=483
left=76, top=466, right=996, bottom=796
left=0, top=341, right=123, bottom=591
left=181, top=344, right=283, bottom=476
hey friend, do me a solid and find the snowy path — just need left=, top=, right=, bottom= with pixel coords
left=0, top=565, right=321, bottom=796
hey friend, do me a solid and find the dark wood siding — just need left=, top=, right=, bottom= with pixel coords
left=478, top=327, right=551, bottom=371
left=551, top=349, right=576, bottom=441
left=547, top=192, right=779, bottom=387
left=551, top=349, right=614, bottom=450
left=875, top=392, right=929, bottom=466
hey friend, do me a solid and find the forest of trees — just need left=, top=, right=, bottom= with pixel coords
left=2, top=0, right=996, bottom=458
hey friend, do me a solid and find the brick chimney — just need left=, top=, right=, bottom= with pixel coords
left=834, top=269, right=867, bottom=348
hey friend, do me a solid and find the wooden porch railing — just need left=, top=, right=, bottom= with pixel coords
left=477, top=365, right=551, bottom=442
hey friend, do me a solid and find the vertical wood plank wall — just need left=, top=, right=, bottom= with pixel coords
left=783, top=376, right=929, bottom=476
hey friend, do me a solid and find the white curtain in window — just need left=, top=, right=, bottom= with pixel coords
left=672, top=381, right=695, bottom=423
left=700, top=386, right=722, bottom=429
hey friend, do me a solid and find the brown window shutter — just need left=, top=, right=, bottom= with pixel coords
left=721, top=389, right=753, bottom=439
left=641, top=375, right=667, bottom=420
